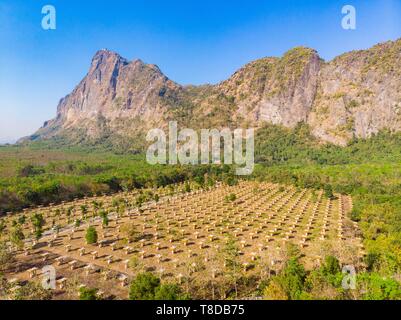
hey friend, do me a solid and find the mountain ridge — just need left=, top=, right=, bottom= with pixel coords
left=21, top=38, right=401, bottom=148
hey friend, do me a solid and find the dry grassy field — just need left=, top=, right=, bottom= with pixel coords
left=0, top=181, right=363, bottom=299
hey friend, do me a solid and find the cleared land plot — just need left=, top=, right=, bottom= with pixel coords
left=1, top=181, right=363, bottom=299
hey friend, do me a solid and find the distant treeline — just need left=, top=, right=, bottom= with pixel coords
left=0, top=154, right=237, bottom=214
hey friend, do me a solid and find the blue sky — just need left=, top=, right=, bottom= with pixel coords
left=0, top=0, right=400, bottom=143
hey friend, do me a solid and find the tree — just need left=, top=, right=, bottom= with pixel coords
left=321, top=256, right=341, bottom=276
left=280, top=257, right=307, bottom=299
left=129, top=272, right=160, bottom=300
left=223, top=237, right=242, bottom=298
left=225, top=193, right=237, bottom=202
left=128, top=255, right=144, bottom=273
left=264, top=278, right=288, bottom=300
left=74, top=219, right=81, bottom=228
left=66, top=207, right=73, bottom=223
left=121, top=223, right=141, bottom=243
left=10, top=227, right=25, bottom=249
left=135, top=194, right=147, bottom=208
left=79, top=287, right=99, bottom=300
left=324, top=184, right=335, bottom=200
left=194, top=175, right=205, bottom=188
left=184, top=182, right=191, bottom=193
left=0, top=273, right=11, bottom=298
left=357, top=272, right=401, bottom=300
left=17, top=215, right=26, bottom=226
left=92, top=200, right=100, bottom=212
left=224, top=175, right=237, bottom=186
left=31, top=213, right=45, bottom=240
left=80, top=205, right=88, bottom=219
left=0, top=242, right=14, bottom=272
left=99, top=210, right=109, bottom=227
left=18, top=165, right=44, bottom=177
left=0, top=221, right=6, bottom=236
left=155, top=284, right=189, bottom=300
left=265, top=257, right=306, bottom=300
left=12, top=282, right=52, bottom=300
left=92, top=200, right=103, bottom=220
left=365, top=252, right=380, bottom=271
left=304, top=269, right=343, bottom=300
left=85, top=226, right=98, bottom=245
left=112, top=198, right=122, bottom=210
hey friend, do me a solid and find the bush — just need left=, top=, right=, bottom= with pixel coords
left=263, top=279, right=288, bottom=300
left=129, top=272, right=160, bottom=300
left=324, top=184, right=335, bottom=200
left=265, top=257, right=306, bottom=300
left=85, top=226, right=98, bottom=244
left=99, top=210, right=109, bottom=227
left=10, top=227, right=25, bottom=249
left=18, top=165, right=44, bottom=177
left=17, top=215, right=26, bottom=225
left=31, top=213, right=45, bottom=240
left=129, top=273, right=187, bottom=300
left=225, top=193, right=237, bottom=202
left=79, top=287, right=99, bottom=300
left=184, top=182, right=191, bottom=193
left=365, top=252, right=381, bottom=271
left=12, top=282, right=52, bottom=300
left=0, top=242, right=14, bottom=271
left=121, top=223, right=141, bottom=243
left=224, top=175, right=237, bottom=186
left=280, top=258, right=307, bottom=299
left=358, top=273, right=401, bottom=300
left=155, top=284, right=189, bottom=300
left=321, top=256, right=341, bottom=276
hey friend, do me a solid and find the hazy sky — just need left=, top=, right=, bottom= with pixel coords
left=0, top=0, right=400, bottom=143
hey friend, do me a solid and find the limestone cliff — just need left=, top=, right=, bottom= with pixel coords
left=23, top=39, right=401, bottom=147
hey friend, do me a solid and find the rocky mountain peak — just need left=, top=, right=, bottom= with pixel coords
left=89, top=49, right=128, bottom=74
left=22, top=38, right=401, bottom=148
left=218, top=46, right=322, bottom=127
